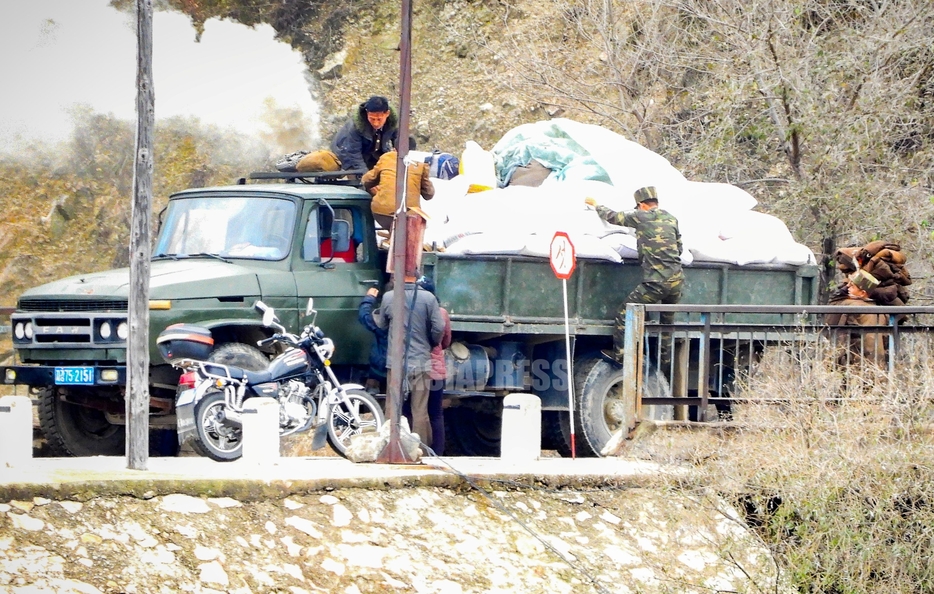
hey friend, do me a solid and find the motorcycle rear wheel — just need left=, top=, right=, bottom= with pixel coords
left=192, top=391, right=243, bottom=461
left=327, top=389, right=384, bottom=457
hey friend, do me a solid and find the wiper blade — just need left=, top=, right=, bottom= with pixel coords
left=187, top=252, right=231, bottom=263
left=152, top=254, right=180, bottom=260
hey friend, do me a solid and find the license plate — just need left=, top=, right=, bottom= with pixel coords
left=54, top=367, right=95, bottom=385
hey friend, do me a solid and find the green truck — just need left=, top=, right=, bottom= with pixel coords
left=2, top=173, right=820, bottom=457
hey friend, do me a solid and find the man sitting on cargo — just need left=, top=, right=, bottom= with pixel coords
left=362, top=137, right=435, bottom=231
left=585, top=186, right=684, bottom=367
left=330, top=95, right=400, bottom=172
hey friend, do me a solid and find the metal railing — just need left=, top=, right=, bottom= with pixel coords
left=623, top=303, right=934, bottom=423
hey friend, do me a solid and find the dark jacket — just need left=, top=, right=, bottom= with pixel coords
left=374, top=283, right=445, bottom=375
left=330, top=103, right=400, bottom=171
left=358, top=295, right=388, bottom=378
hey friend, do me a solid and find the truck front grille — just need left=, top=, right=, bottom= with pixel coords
left=18, top=299, right=128, bottom=312
left=32, top=317, right=93, bottom=343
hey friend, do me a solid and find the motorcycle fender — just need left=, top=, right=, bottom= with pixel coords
left=325, top=383, right=366, bottom=405
left=175, top=381, right=213, bottom=446
left=175, top=388, right=198, bottom=446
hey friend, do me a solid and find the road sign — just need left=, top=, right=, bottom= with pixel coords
left=549, top=231, right=576, bottom=280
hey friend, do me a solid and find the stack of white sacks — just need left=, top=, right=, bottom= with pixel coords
left=419, top=119, right=815, bottom=267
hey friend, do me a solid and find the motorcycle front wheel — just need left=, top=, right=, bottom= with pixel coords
left=192, top=391, right=243, bottom=461
left=327, top=389, right=384, bottom=457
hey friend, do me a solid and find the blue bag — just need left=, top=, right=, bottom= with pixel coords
left=429, top=151, right=460, bottom=180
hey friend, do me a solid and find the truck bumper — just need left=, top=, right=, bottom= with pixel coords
left=0, top=365, right=127, bottom=387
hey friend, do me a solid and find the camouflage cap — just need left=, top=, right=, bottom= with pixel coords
left=633, top=186, right=658, bottom=203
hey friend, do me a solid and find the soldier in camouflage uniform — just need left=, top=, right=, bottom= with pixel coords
left=585, top=186, right=683, bottom=365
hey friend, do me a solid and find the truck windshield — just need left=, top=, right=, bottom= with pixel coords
left=154, top=196, right=296, bottom=261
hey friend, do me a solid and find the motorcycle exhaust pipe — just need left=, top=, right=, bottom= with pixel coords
left=220, top=409, right=243, bottom=427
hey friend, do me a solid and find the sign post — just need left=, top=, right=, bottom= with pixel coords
left=549, top=232, right=577, bottom=458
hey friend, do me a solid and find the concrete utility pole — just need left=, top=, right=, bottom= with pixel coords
left=127, top=0, right=154, bottom=470
left=378, top=0, right=416, bottom=463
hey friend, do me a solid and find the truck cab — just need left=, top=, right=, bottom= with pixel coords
left=4, top=173, right=381, bottom=456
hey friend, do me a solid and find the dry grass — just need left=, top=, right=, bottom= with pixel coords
left=694, top=335, right=934, bottom=593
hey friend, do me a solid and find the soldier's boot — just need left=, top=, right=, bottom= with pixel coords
left=599, top=349, right=624, bottom=366
left=600, top=323, right=626, bottom=365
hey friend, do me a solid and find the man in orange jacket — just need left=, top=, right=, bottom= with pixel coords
left=362, top=141, right=435, bottom=230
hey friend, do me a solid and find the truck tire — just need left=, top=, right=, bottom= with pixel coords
left=207, top=343, right=268, bottom=371
left=571, top=355, right=630, bottom=457
left=541, top=410, right=572, bottom=457
left=571, top=354, right=671, bottom=457
left=444, top=404, right=502, bottom=457
left=37, top=386, right=125, bottom=457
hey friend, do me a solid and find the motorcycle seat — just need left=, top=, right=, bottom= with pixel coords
left=211, top=364, right=275, bottom=385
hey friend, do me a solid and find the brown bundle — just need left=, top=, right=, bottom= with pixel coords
left=832, top=241, right=911, bottom=306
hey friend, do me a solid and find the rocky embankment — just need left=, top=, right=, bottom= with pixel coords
left=0, top=477, right=782, bottom=594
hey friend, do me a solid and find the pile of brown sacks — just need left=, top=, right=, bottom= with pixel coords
left=831, top=240, right=911, bottom=306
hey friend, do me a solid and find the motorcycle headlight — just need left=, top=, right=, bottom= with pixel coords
left=321, top=338, right=335, bottom=360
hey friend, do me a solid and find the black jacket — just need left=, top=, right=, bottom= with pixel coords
left=330, top=102, right=399, bottom=171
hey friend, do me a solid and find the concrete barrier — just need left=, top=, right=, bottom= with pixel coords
left=0, top=395, right=33, bottom=467
left=500, top=393, right=541, bottom=463
left=241, top=397, right=280, bottom=464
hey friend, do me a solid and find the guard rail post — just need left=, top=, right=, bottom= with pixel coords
left=0, top=395, right=32, bottom=467
left=622, top=304, right=645, bottom=429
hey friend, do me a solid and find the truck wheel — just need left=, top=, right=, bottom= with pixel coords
left=444, top=404, right=502, bottom=457
left=192, top=390, right=242, bottom=461
left=208, top=343, right=268, bottom=370
left=541, top=410, right=572, bottom=457
left=571, top=355, right=629, bottom=457
left=571, top=354, right=671, bottom=457
left=37, top=387, right=125, bottom=457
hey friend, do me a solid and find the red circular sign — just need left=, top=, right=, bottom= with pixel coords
left=549, top=231, right=576, bottom=280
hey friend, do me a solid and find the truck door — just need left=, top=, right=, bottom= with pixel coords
left=293, top=203, right=379, bottom=366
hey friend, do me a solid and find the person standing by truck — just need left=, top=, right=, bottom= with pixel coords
left=420, top=277, right=452, bottom=455
left=374, top=275, right=445, bottom=448
left=331, top=95, right=400, bottom=172
left=585, top=186, right=684, bottom=366
left=358, top=285, right=391, bottom=395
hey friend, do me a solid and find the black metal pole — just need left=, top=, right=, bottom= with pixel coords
left=378, top=0, right=415, bottom=463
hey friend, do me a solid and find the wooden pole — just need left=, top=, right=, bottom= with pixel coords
left=127, top=0, right=154, bottom=470
left=377, top=0, right=415, bottom=463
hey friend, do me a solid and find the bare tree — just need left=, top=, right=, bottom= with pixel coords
left=478, top=0, right=934, bottom=300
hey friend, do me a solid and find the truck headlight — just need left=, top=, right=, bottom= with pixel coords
left=117, top=322, right=129, bottom=340
left=24, top=322, right=32, bottom=339
left=14, top=322, right=24, bottom=340
left=100, top=321, right=112, bottom=340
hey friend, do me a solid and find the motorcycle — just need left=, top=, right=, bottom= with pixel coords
left=161, top=299, right=384, bottom=461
